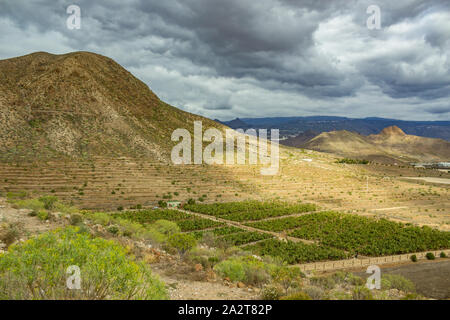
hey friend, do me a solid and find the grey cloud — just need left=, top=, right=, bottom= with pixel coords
left=0, top=0, right=449, bottom=120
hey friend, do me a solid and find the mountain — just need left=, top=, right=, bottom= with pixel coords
left=221, top=117, right=450, bottom=141
left=0, top=52, right=223, bottom=162
left=281, top=130, right=319, bottom=147
left=282, top=126, right=450, bottom=163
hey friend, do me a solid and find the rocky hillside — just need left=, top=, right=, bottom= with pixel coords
left=0, top=51, right=223, bottom=162
left=282, top=126, right=450, bottom=163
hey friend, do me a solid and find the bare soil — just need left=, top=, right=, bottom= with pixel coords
left=354, top=260, right=450, bottom=299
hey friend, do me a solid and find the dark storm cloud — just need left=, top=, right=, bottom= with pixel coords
left=0, top=0, right=449, bottom=120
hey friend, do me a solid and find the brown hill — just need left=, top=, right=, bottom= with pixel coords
left=0, top=51, right=223, bottom=162
left=281, top=126, right=450, bottom=163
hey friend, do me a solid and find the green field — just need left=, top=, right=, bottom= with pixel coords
left=184, top=200, right=316, bottom=222
left=113, top=209, right=223, bottom=231
left=114, top=204, right=450, bottom=263
left=246, top=239, right=349, bottom=264
left=278, top=211, right=450, bottom=256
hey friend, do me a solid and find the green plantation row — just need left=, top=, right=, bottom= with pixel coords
left=184, top=200, right=316, bottom=222
left=113, top=209, right=223, bottom=232
left=246, top=239, right=349, bottom=264
left=249, top=211, right=450, bottom=256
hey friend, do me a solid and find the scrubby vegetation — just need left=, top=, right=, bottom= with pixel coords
left=0, top=227, right=167, bottom=300
left=336, top=158, right=369, bottom=165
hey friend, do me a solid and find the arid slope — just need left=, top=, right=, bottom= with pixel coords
left=0, top=51, right=222, bottom=161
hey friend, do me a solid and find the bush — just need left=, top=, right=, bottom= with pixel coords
left=280, top=291, right=311, bottom=300
left=214, top=256, right=275, bottom=286
left=304, top=286, right=324, bottom=300
left=0, top=227, right=167, bottom=300
left=151, top=220, right=180, bottom=237
left=352, top=286, right=374, bottom=300
left=70, top=213, right=83, bottom=226
left=410, top=254, right=417, bottom=262
left=167, top=233, right=197, bottom=255
left=440, top=252, right=447, bottom=258
left=107, top=225, right=119, bottom=235
left=381, top=274, right=415, bottom=293
left=10, top=199, right=44, bottom=212
left=426, top=252, right=435, bottom=260
left=6, top=191, right=28, bottom=200
left=260, top=284, right=283, bottom=300
left=88, top=212, right=112, bottom=226
left=38, top=195, right=59, bottom=210
left=37, top=210, right=49, bottom=221
left=271, top=266, right=304, bottom=293
left=158, top=200, right=167, bottom=208
left=214, top=259, right=246, bottom=282
left=0, top=223, right=20, bottom=246
left=310, top=276, right=336, bottom=290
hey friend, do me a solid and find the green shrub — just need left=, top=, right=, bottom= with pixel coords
left=38, top=195, right=59, bottom=210
left=107, top=225, right=119, bottom=235
left=6, top=191, right=28, bottom=200
left=88, top=212, right=112, bottom=226
left=272, top=266, right=304, bottom=293
left=410, top=254, right=417, bottom=262
left=37, top=210, right=49, bottom=221
left=310, top=276, right=336, bottom=289
left=70, top=213, right=83, bottom=226
left=0, top=227, right=167, bottom=300
left=440, top=252, right=447, bottom=258
left=167, top=233, right=197, bottom=255
left=151, top=220, right=180, bottom=237
left=280, top=291, right=312, bottom=300
left=260, top=284, right=283, bottom=300
left=10, top=199, right=44, bottom=211
left=381, top=274, right=415, bottom=293
left=426, top=252, right=435, bottom=260
left=352, top=286, right=374, bottom=300
left=214, top=256, right=275, bottom=286
left=117, top=206, right=124, bottom=211
left=158, top=200, right=167, bottom=208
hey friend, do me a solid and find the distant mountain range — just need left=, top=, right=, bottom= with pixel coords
left=282, top=126, right=450, bottom=164
left=218, top=116, right=450, bottom=141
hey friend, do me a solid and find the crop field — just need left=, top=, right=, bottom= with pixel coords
left=184, top=200, right=316, bottom=222
left=106, top=202, right=450, bottom=264
left=286, top=212, right=450, bottom=256
left=181, top=201, right=450, bottom=264
left=245, top=239, right=349, bottom=264
left=113, top=209, right=224, bottom=232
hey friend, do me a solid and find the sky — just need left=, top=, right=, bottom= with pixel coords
left=0, top=0, right=449, bottom=121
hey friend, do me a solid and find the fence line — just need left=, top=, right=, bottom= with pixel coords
left=296, top=249, right=450, bottom=272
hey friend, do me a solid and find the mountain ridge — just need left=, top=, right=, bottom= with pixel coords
left=282, top=126, right=450, bottom=163
left=0, top=51, right=223, bottom=162
left=221, top=117, right=450, bottom=141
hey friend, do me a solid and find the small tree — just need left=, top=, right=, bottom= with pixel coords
left=167, top=233, right=197, bottom=256
left=272, top=266, right=304, bottom=294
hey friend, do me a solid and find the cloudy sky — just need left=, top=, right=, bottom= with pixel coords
left=1, top=0, right=449, bottom=121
